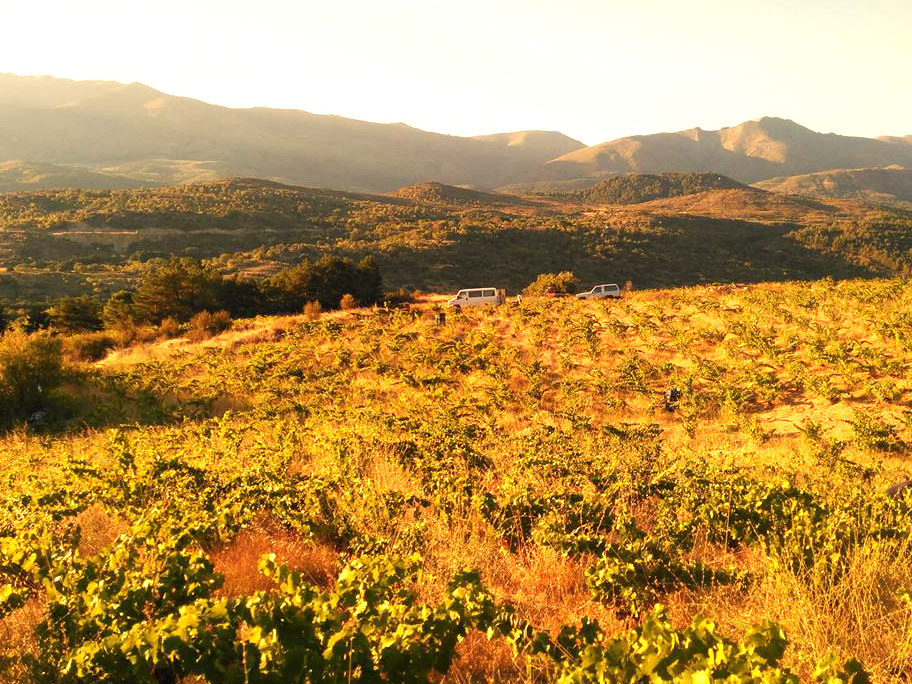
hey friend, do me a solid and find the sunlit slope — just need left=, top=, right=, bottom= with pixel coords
left=3, top=279, right=912, bottom=680
left=3, top=75, right=912, bottom=195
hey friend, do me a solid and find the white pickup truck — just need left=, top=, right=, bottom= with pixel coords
left=447, top=288, right=506, bottom=308
left=576, top=283, right=621, bottom=300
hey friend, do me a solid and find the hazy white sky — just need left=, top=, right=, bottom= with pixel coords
left=1, top=0, right=909, bottom=145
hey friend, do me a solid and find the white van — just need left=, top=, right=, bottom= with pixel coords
left=576, top=283, right=621, bottom=300
left=447, top=287, right=506, bottom=308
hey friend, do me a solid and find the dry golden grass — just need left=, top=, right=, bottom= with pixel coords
left=209, top=517, right=339, bottom=596
left=73, top=504, right=128, bottom=557
left=0, top=599, right=43, bottom=684
left=444, top=631, right=533, bottom=684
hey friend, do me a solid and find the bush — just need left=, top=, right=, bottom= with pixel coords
left=63, top=332, right=117, bottom=362
left=339, top=293, right=358, bottom=310
left=0, top=327, right=64, bottom=424
left=384, top=287, right=415, bottom=306
left=103, top=290, right=137, bottom=331
left=523, top=271, right=580, bottom=296
left=186, top=310, right=233, bottom=342
left=157, top=317, right=182, bottom=340
left=303, top=301, right=323, bottom=320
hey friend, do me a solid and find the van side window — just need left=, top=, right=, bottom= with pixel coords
left=483, top=289, right=495, bottom=297
left=469, top=290, right=483, bottom=298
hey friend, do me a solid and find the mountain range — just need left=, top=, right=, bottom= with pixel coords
left=0, top=73, right=910, bottom=196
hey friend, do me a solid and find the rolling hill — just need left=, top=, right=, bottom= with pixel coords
left=390, top=181, right=535, bottom=206
left=754, top=167, right=912, bottom=209
left=0, top=159, right=155, bottom=192
left=572, top=172, right=746, bottom=205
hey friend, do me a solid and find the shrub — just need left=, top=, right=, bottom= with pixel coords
left=103, top=290, right=137, bottom=331
left=186, top=310, right=233, bottom=342
left=157, top=317, right=182, bottom=340
left=523, top=271, right=580, bottom=296
left=0, top=327, right=64, bottom=424
left=63, top=332, right=118, bottom=362
left=384, top=287, right=415, bottom=306
left=849, top=409, right=906, bottom=453
left=339, top=293, right=358, bottom=310
left=303, top=301, right=323, bottom=320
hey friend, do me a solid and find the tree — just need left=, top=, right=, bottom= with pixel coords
left=45, top=295, right=103, bottom=333
left=219, top=276, right=264, bottom=318
left=132, top=258, right=226, bottom=323
left=103, top=290, right=138, bottom=330
left=523, top=271, right=580, bottom=296
left=354, top=255, right=384, bottom=306
left=266, top=255, right=384, bottom=313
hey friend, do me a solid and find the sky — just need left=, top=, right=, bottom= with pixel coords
left=1, top=0, right=910, bottom=146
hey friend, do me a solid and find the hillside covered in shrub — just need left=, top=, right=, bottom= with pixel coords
left=572, top=172, right=747, bottom=204
left=1, top=177, right=911, bottom=311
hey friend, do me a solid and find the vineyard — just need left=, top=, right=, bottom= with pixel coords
left=2, top=277, right=912, bottom=682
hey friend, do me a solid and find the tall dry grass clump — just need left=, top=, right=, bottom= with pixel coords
left=754, top=537, right=912, bottom=680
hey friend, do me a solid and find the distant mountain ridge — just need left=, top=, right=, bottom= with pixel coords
left=1, top=74, right=910, bottom=194
left=0, top=74, right=585, bottom=193
left=538, top=118, right=912, bottom=184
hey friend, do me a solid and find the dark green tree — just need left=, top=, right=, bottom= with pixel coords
left=354, top=255, right=384, bottom=306
left=45, top=295, right=103, bottom=333
left=265, top=255, right=384, bottom=312
left=132, top=258, right=226, bottom=323
left=523, top=271, right=580, bottom=296
left=103, top=290, right=137, bottom=330
left=219, top=276, right=264, bottom=318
